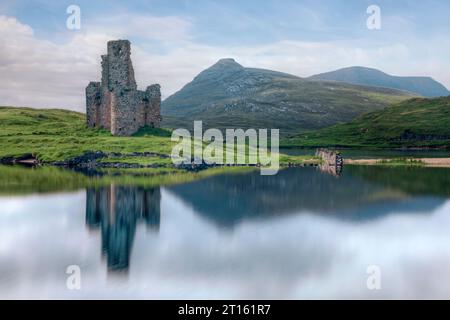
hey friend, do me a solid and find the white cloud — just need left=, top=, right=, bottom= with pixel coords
left=0, top=14, right=449, bottom=112
left=3, top=189, right=450, bottom=298
left=0, top=15, right=109, bottom=110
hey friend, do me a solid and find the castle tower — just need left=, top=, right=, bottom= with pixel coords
left=86, top=40, right=162, bottom=136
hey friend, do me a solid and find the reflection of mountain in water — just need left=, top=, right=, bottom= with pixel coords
left=85, top=185, right=161, bottom=271
left=167, top=167, right=445, bottom=227
left=348, top=165, right=450, bottom=197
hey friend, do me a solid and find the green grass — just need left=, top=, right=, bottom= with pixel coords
left=0, top=164, right=257, bottom=195
left=0, top=107, right=174, bottom=162
left=0, top=106, right=317, bottom=167
left=283, top=96, right=450, bottom=148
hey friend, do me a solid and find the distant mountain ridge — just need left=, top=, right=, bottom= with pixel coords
left=308, top=66, right=449, bottom=98
left=162, top=59, right=414, bottom=135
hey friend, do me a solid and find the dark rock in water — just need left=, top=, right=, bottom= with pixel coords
left=174, top=157, right=211, bottom=172
left=127, top=151, right=170, bottom=158
left=0, top=153, right=39, bottom=166
left=53, top=151, right=107, bottom=167
left=50, top=150, right=198, bottom=171
left=96, top=162, right=162, bottom=169
left=97, top=162, right=142, bottom=169
left=0, top=156, right=15, bottom=164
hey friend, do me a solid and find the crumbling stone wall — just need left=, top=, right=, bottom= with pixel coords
left=145, top=84, right=162, bottom=127
left=316, top=148, right=343, bottom=167
left=86, top=40, right=162, bottom=136
left=86, top=82, right=101, bottom=127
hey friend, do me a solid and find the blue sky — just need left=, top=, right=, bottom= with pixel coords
left=1, top=0, right=449, bottom=110
left=5, top=0, right=450, bottom=43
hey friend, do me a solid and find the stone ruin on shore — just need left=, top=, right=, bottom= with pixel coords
left=86, top=40, right=161, bottom=136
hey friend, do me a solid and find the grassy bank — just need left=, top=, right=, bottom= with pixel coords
left=0, top=106, right=317, bottom=169
left=0, top=107, right=174, bottom=162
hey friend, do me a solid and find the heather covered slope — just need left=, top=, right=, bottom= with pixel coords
left=162, top=59, right=415, bottom=136
left=309, top=66, right=449, bottom=98
left=283, top=96, right=450, bottom=148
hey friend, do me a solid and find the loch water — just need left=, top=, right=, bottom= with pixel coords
left=1, top=164, right=450, bottom=299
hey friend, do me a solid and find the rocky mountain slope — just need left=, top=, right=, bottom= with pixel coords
left=162, top=59, right=415, bottom=135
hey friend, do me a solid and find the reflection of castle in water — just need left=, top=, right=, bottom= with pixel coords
left=85, top=185, right=161, bottom=271
left=317, top=162, right=342, bottom=177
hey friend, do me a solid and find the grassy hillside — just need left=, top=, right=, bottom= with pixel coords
left=309, top=66, right=449, bottom=98
left=0, top=107, right=314, bottom=166
left=0, top=107, right=177, bottom=162
left=283, top=96, right=450, bottom=148
left=162, top=59, right=414, bottom=136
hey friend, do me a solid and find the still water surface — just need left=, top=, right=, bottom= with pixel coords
left=1, top=165, right=450, bottom=299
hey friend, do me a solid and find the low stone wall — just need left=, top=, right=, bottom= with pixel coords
left=315, top=148, right=343, bottom=166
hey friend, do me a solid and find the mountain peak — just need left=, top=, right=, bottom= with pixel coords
left=193, top=58, right=244, bottom=81
left=342, top=66, right=386, bottom=73
left=208, top=58, right=243, bottom=71
left=215, top=58, right=241, bottom=66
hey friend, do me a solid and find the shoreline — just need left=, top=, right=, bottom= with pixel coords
left=345, top=157, right=450, bottom=168
left=0, top=151, right=322, bottom=172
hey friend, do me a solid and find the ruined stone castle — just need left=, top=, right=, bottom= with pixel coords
left=86, top=40, right=161, bottom=136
